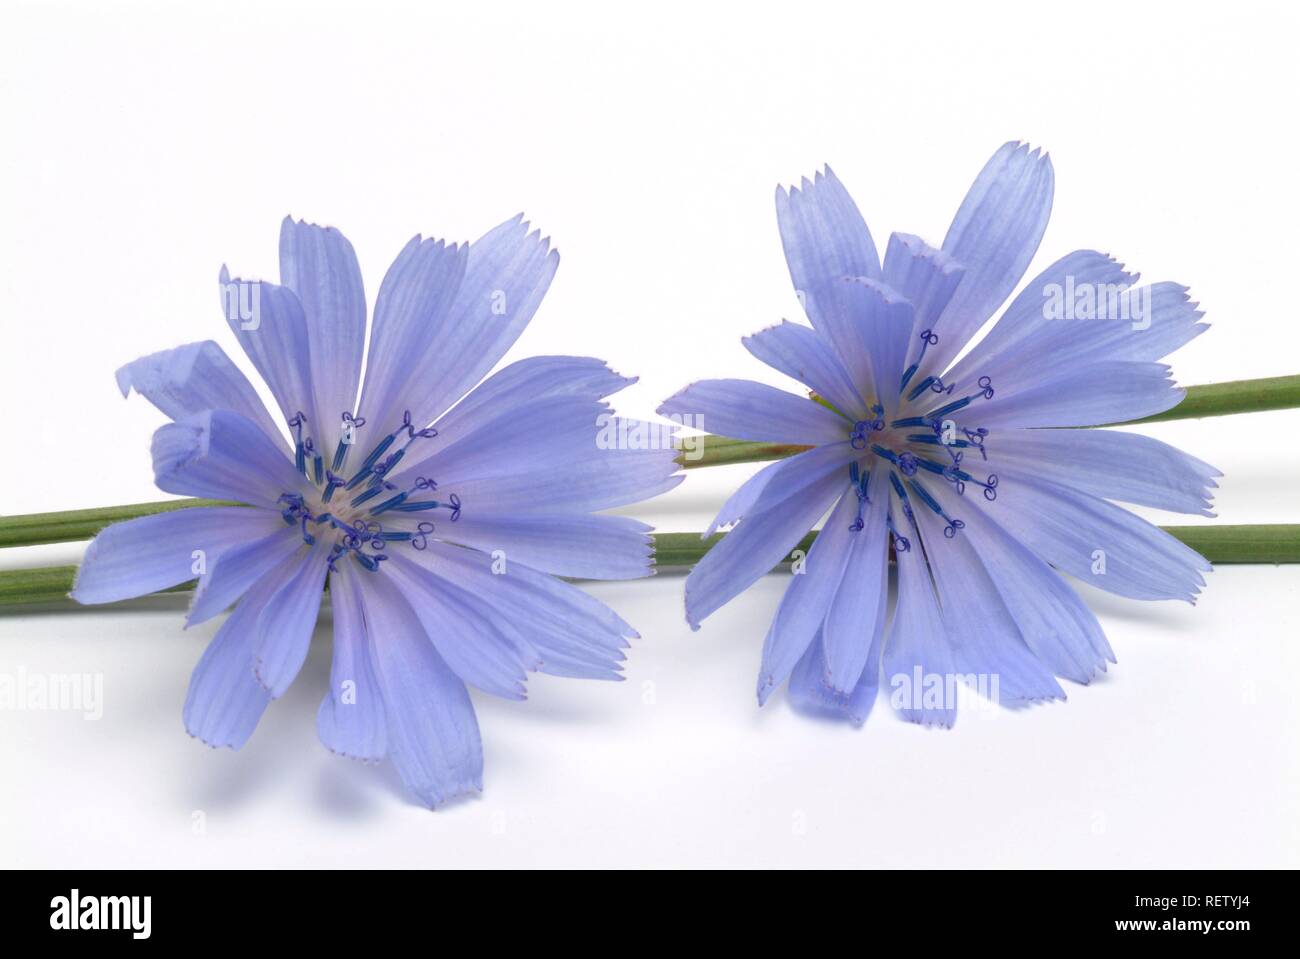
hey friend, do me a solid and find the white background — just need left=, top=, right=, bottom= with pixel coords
left=1, top=0, right=1297, bottom=867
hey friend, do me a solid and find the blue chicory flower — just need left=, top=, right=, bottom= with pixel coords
left=73, top=215, right=682, bottom=806
left=659, top=142, right=1217, bottom=726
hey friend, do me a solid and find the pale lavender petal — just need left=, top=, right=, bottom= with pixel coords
left=923, top=142, right=1054, bottom=375
left=402, top=395, right=612, bottom=486
left=218, top=267, right=316, bottom=433
left=116, top=340, right=284, bottom=443
left=756, top=490, right=858, bottom=704
left=448, top=446, right=682, bottom=515
left=433, top=355, right=635, bottom=445
left=972, top=361, right=1184, bottom=429
left=71, top=506, right=284, bottom=605
left=975, top=471, right=1210, bottom=602
left=354, top=571, right=484, bottom=808
left=822, top=277, right=914, bottom=417
left=883, top=544, right=957, bottom=727
left=252, top=539, right=331, bottom=698
left=944, top=250, right=1134, bottom=385
left=820, top=465, right=891, bottom=693
left=182, top=566, right=297, bottom=749
left=384, top=554, right=530, bottom=700
left=707, top=442, right=854, bottom=535
left=186, top=525, right=306, bottom=626
left=685, top=468, right=846, bottom=629
left=317, top=565, right=387, bottom=762
left=954, top=488, right=1114, bottom=683
left=986, top=428, right=1220, bottom=516
left=788, top=629, right=882, bottom=726
left=357, top=235, right=468, bottom=436
left=394, top=215, right=561, bottom=428
left=151, top=409, right=308, bottom=508
left=405, top=540, right=634, bottom=680
left=279, top=217, right=367, bottom=456
left=437, top=512, right=653, bottom=580
left=775, top=167, right=881, bottom=370
left=910, top=495, right=1065, bottom=704
left=742, top=321, right=867, bottom=420
left=658, top=379, right=848, bottom=445
left=881, top=232, right=966, bottom=342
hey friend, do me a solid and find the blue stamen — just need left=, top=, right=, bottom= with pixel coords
left=886, top=512, right=911, bottom=553
left=888, top=471, right=916, bottom=524
left=321, top=470, right=344, bottom=503
left=907, top=477, right=964, bottom=538
left=351, top=481, right=395, bottom=509
left=410, top=521, right=435, bottom=551
left=890, top=416, right=932, bottom=430
left=847, top=462, right=870, bottom=532
left=371, top=491, right=410, bottom=515
left=906, top=376, right=937, bottom=403
left=899, top=329, right=939, bottom=392
left=353, top=551, right=386, bottom=572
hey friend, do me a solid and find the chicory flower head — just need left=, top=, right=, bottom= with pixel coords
left=660, top=142, right=1217, bottom=726
left=74, top=215, right=682, bottom=805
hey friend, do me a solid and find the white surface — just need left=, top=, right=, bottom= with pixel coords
left=1, top=0, right=1298, bottom=867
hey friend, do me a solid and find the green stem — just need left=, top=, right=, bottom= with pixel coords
left=0, top=565, right=194, bottom=608
left=4, top=525, right=1296, bottom=610
left=675, top=374, right=1300, bottom=468
left=0, top=498, right=238, bottom=548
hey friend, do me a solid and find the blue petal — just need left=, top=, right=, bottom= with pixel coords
left=151, top=409, right=309, bottom=508
left=279, top=217, right=367, bottom=456
left=116, top=340, right=284, bottom=442
left=923, top=142, right=1054, bottom=375
left=707, top=442, right=855, bottom=535
left=397, top=215, right=561, bottom=428
left=182, top=566, right=298, bottom=749
left=317, top=566, right=387, bottom=762
left=947, top=251, right=1206, bottom=389
left=657, top=379, right=849, bottom=445
left=742, top=321, right=867, bottom=421
left=944, top=250, right=1133, bottom=384
left=218, top=266, right=317, bottom=434
left=775, top=167, right=881, bottom=371
left=405, top=540, right=634, bottom=681
left=756, top=490, right=858, bottom=704
left=354, top=571, right=484, bottom=808
left=821, top=277, right=914, bottom=417
left=950, top=486, right=1114, bottom=683
left=972, top=361, right=1184, bottom=429
left=71, top=506, right=284, bottom=605
left=987, top=428, right=1219, bottom=516
left=252, top=539, right=331, bottom=698
left=447, top=442, right=682, bottom=514
left=384, top=554, right=530, bottom=700
left=881, top=232, right=966, bottom=341
left=788, top=629, right=881, bottom=727
left=432, top=355, right=636, bottom=445
left=403, top=395, right=616, bottom=486
left=975, top=470, right=1210, bottom=602
left=438, top=512, right=654, bottom=581
left=820, top=465, right=891, bottom=693
left=910, top=498, right=1065, bottom=704
left=685, top=467, right=847, bottom=629
left=186, top=526, right=306, bottom=626
left=883, top=545, right=957, bottom=727
left=357, top=235, right=468, bottom=436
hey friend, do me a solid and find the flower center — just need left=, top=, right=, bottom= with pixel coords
left=278, top=409, right=461, bottom=573
left=841, top=328, right=999, bottom=547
